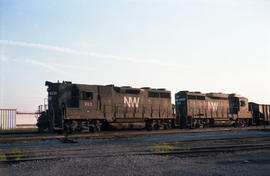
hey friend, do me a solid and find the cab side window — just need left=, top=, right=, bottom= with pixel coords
left=81, top=91, right=93, bottom=100
left=240, top=100, right=246, bottom=107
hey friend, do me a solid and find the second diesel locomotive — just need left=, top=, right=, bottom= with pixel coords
left=175, top=91, right=253, bottom=128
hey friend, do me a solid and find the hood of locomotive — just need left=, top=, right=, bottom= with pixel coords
left=46, top=81, right=60, bottom=115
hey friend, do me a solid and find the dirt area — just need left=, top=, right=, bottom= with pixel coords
left=1, top=149, right=270, bottom=176
left=1, top=130, right=270, bottom=176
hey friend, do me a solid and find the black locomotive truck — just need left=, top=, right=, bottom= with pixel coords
left=37, top=81, right=270, bottom=133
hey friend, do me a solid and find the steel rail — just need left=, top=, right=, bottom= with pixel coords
left=1, top=126, right=269, bottom=143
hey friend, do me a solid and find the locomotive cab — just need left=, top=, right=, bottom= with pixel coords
left=229, top=94, right=251, bottom=120
left=175, top=91, right=206, bottom=128
left=45, top=81, right=73, bottom=131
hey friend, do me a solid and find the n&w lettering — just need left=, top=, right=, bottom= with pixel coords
left=124, top=96, right=140, bottom=108
left=208, top=102, right=218, bottom=111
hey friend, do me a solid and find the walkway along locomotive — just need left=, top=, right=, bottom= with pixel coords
left=37, top=81, right=270, bottom=133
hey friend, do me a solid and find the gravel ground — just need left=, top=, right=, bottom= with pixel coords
left=1, top=130, right=270, bottom=176
left=1, top=130, right=270, bottom=149
left=1, top=149, right=270, bottom=176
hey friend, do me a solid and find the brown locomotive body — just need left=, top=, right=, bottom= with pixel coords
left=45, top=81, right=174, bottom=133
left=175, top=91, right=253, bottom=128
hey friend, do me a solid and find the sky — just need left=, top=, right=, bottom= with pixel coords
left=0, top=0, right=270, bottom=112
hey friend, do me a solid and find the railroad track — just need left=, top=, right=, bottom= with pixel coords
left=1, top=126, right=269, bottom=143
left=160, top=143, right=270, bottom=156
left=0, top=131, right=38, bottom=136
left=1, top=136, right=270, bottom=163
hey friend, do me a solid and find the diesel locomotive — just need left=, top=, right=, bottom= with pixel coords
left=175, top=91, right=253, bottom=128
left=37, top=81, right=270, bottom=133
left=248, top=103, right=270, bottom=125
left=37, top=81, right=175, bottom=133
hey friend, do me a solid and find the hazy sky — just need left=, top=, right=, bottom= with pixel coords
left=0, top=0, right=270, bottom=112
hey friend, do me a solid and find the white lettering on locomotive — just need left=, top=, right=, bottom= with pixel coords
left=208, top=102, right=218, bottom=111
left=49, top=91, right=57, bottom=96
left=85, top=102, right=92, bottom=107
left=124, top=96, right=140, bottom=108
left=175, top=98, right=185, bottom=104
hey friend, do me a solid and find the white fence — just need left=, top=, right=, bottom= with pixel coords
left=0, top=109, right=17, bottom=129
left=0, top=109, right=39, bottom=129
left=16, top=112, right=38, bottom=128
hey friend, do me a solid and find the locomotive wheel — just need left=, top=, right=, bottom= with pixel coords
left=146, top=125, right=152, bottom=131
left=38, top=126, right=45, bottom=133
left=170, top=120, right=176, bottom=128
left=145, top=120, right=153, bottom=131
left=233, top=120, right=239, bottom=128
left=203, top=122, right=209, bottom=128
left=191, top=118, right=196, bottom=128
left=88, top=125, right=95, bottom=133
left=88, top=121, right=102, bottom=133
left=64, top=121, right=72, bottom=134
left=88, top=125, right=99, bottom=133
left=95, top=124, right=101, bottom=132
left=76, top=122, right=83, bottom=132
left=167, top=123, right=171, bottom=129
left=95, top=121, right=102, bottom=132
left=153, top=123, right=160, bottom=130
left=244, top=119, right=250, bottom=127
left=163, top=124, right=168, bottom=130
left=195, top=123, right=200, bottom=128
